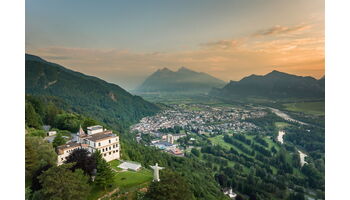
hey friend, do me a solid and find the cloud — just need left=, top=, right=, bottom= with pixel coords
left=26, top=22, right=324, bottom=89
left=201, top=39, right=242, bottom=50
left=253, top=24, right=311, bottom=37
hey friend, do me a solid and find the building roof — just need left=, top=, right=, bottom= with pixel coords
left=87, top=125, right=103, bottom=130
left=86, top=130, right=116, bottom=142
left=169, top=148, right=184, bottom=155
left=56, top=142, right=88, bottom=155
left=118, top=161, right=142, bottom=171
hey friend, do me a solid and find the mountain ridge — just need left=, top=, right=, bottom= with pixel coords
left=25, top=54, right=160, bottom=131
left=136, top=67, right=226, bottom=93
left=211, top=70, right=325, bottom=99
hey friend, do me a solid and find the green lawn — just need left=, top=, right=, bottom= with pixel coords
left=109, top=159, right=123, bottom=171
left=275, top=122, right=290, bottom=129
left=114, top=169, right=153, bottom=188
left=209, top=135, right=234, bottom=150
left=88, top=164, right=152, bottom=199
left=283, top=101, right=325, bottom=116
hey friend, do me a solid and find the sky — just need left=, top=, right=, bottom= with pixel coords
left=26, top=0, right=325, bottom=90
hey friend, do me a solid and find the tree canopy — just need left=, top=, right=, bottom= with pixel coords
left=25, top=136, right=57, bottom=179
left=145, top=169, right=195, bottom=200
left=38, top=163, right=90, bottom=200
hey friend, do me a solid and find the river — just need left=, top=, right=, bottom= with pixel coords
left=277, top=130, right=285, bottom=144
left=298, top=150, right=308, bottom=167
left=269, top=107, right=308, bottom=125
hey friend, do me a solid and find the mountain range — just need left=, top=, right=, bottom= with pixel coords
left=210, top=70, right=325, bottom=99
left=136, top=67, right=226, bottom=93
left=25, top=54, right=160, bottom=131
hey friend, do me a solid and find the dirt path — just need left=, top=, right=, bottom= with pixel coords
left=97, top=187, right=120, bottom=200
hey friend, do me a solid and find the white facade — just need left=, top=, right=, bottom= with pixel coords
left=47, top=130, right=57, bottom=136
left=56, top=125, right=120, bottom=165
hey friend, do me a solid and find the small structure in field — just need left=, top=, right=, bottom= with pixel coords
left=118, top=161, right=142, bottom=171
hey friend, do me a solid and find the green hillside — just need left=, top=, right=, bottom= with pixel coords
left=25, top=54, right=160, bottom=132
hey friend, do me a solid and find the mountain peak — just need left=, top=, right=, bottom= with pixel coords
left=158, top=67, right=172, bottom=72
left=177, top=66, right=193, bottom=72
left=266, top=70, right=286, bottom=75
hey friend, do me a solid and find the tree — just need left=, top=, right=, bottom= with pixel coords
left=45, top=102, right=60, bottom=125
left=191, top=148, right=200, bottom=157
left=31, top=164, right=52, bottom=192
left=25, top=102, right=42, bottom=129
left=25, top=136, right=57, bottom=179
left=93, top=151, right=114, bottom=190
left=145, top=169, right=195, bottom=200
left=38, top=163, right=90, bottom=200
left=52, top=133, right=66, bottom=148
left=65, top=148, right=96, bottom=176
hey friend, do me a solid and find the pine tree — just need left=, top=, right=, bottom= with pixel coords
left=93, top=151, right=115, bottom=190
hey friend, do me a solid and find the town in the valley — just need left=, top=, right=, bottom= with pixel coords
left=131, top=104, right=267, bottom=157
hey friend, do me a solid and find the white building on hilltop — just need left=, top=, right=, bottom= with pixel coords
left=57, top=125, right=120, bottom=165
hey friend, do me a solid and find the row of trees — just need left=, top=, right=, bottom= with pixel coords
left=187, top=129, right=323, bottom=199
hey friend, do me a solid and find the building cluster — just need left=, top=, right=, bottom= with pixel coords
left=56, top=125, right=120, bottom=165
left=150, top=134, right=185, bottom=157
left=131, top=104, right=265, bottom=136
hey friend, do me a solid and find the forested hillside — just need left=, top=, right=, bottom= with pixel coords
left=25, top=54, right=160, bottom=132
left=25, top=95, right=228, bottom=200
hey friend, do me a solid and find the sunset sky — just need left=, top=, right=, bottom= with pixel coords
left=26, top=0, right=324, bottom=90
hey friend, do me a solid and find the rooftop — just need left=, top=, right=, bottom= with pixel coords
left=86, top=130, right=116, bottom=142
left=118, top=161, right=142, bottom=171
left=56, top=142, right=88, bottom=155
left=87, top=125, right=103, bottom=130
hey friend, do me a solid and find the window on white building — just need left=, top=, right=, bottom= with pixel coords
left=102, top=149, right=105, bottom=152
left=109, top=146, right=111, bottom=150
left=109, top=139, right=111, bottom=143
left=98, top=143, right=101, bottom=146
left=109, top=152, right=111, bottom=155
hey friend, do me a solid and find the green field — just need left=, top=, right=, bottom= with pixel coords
left=283, top=101, right=325, bottom=116
left=275, top=122, right=290, bottom=129
left=109, top=160, right=124, bottom=171
left=209, top=135, right=235, bottom=150
left=114, top=169, right=153, bottom=188
left=88, top=164, right=152, bottom=200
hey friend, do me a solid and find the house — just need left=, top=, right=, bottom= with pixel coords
left=56, top=125, right=120, bottom=165
left=47, top=130, right=57, bottom=136
left=57, top=142, right=89, bottom=165
left=168, top=148, right=184, bottom=157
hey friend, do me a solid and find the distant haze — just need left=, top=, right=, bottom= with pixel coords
left=26, top=0, right=324, bottom=90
